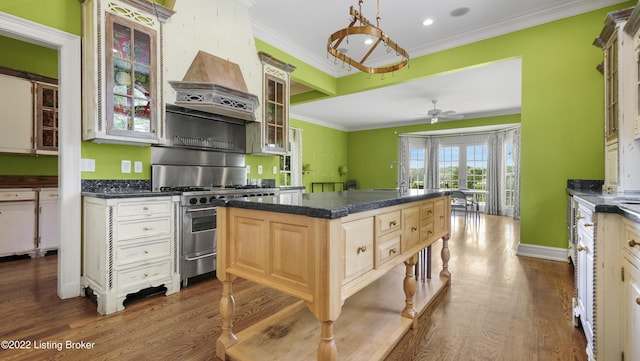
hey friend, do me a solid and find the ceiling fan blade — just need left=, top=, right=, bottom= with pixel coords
left=440, top=114, right=464, bottom=120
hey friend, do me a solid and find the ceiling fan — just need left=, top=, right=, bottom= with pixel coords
left=427, top=99, right=464, bottom=124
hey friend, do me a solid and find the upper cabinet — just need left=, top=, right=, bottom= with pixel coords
left=81, top=0, right=174, bottom=145
left=595, top=7, right=640, bottom=193
left=247, top=52, right=295, bottom=155
left=0, top=69, right=59, bottom=155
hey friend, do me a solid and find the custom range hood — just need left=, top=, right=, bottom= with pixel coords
left=168, top=50, right=259, bottom=121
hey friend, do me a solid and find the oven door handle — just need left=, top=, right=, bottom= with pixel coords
left=185, top=252, right=217, bottom=261
left=185, top=207, right=217, bottom=213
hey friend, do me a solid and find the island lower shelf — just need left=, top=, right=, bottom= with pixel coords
left=216, top=194, right=451, bottom=361
left=227, top=262, right=449, bottom=361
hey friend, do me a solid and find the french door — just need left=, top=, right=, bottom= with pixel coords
left=438, top=144, right=488, bottom=196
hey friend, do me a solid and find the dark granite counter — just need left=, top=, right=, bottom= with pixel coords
left=567, top=181, right=640, bottom=224
left=81, top=190, right=179, bottom=199
left=222, top=189, right=450, bottom=219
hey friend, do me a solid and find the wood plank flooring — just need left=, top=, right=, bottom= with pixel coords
left=0, top=214, right=587, bottom=361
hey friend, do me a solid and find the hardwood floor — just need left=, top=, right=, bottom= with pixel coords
left=0, top=214, right=587, bottom=361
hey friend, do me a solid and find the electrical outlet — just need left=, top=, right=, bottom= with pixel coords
left=121, top=160, right=131, bottom=174
left=273, top=166, right=278, bottom=174
left=246, top=165, right=251, bottom=174
left=258, top=165, right=263, bottom=175
left=134, top=161, right=143, bottom=173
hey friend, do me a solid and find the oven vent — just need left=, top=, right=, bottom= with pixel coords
left=173, top=135, right=239, bottom=152
left=168, top=50, right=259, bottom=121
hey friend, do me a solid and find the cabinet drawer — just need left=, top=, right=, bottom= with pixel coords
left=377, top=232, right=400, bottom=267
left=343, top=217, right=374, bottom=283
left=116, top=199, right=172, bottom=218
left=0, top=190, right=36, bottom=201
left=421, top=221, right=435, bottom=244
left=117, top=260, right=171, bottom=291
left=576, top=204, right=594, bottom=233
left=116, top=217, right=171, bottom=240
left=117, top=238, right=170, bottom=266
left=420, top=201, right=434, bottom=219
left=624, top=221, right=640, bottom=261
left=39, top=189, right=58, bottom=200
left=377, top=210, right=401, bottom=235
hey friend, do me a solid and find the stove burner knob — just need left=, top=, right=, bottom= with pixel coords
left=189, top=198, right=198, bottom=205
left=209, top=196, right=217, bottom=203
left=199, top=197, right=207, bottom=204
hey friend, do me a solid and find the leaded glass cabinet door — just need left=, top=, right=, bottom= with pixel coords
left=265, top=73, right=286, bottom=151
left=105, top=12, right=157, bottom=139
left=35, top=82, right=59, bottom=152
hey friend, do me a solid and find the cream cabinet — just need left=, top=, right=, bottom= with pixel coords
left=37, top=188, right=59, bottom=256
left=622, top=218, right=640, bottom=361
left=81, top=0, right=174, bottom=145
left=0, top=73, right=33, bottom=154
left=596, top=7, right=640, bottom=192
left=82, top=195, right=180, bottom=315
left=574, top=200, right=595, bottom=357
left=0, top=190, right=37, bottom=257
left=247, top=52, right=296, bottom=155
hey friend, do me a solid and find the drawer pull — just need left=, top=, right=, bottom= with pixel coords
left=636, top=297, right=640, bottom=305
left=428, top=230, right=433, bottom=235
left=576, top=215, right=584, bottom=220
left=144, top=250, right=149, bottom=254
left=144, top=273, right=149, bottom=278
left=577, top=245, right=587, bottom=252
left=143, top=206, right=149, bottom=211
left=427, top=210, right=433, bottom=215
left=584, top=223, right=593, bottom=227
left=411, top=226, right=418, bottom=232
left=357, top=246, right=367, bottom=254
left=389, top=220, right=397, bottom=227
left=389, top=248, right=397, bottom=255
left=143, top=227, right=152, bottom=231
left=629, top=239, right=640, bottom=248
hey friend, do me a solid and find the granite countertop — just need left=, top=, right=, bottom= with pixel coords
left=81, top=190, right=179, bottom=199
left=567, top=187, right=640, bottom=224
left=223, top=189, right=451, bottom=219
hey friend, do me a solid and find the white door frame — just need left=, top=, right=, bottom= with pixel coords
left=0, top=12, right=82, bottom=299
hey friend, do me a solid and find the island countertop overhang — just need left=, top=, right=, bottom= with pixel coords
left=219, top=189, right=451, bottom=219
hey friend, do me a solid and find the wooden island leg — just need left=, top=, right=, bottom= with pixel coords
left=216, top=279, right=237, bottom=360
left=317, top=320, right=337, bottom=361
left=402, top=254, right=418, bottom=328
left=440, top=235, right=451, bottom=278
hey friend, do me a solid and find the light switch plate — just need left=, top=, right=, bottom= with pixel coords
left=121, top=160, right=131, bottom=173
left=257, top=165, right=263, bottom=175
left=134, top=161, right=143, bottom=173
left=273, top=166, right=278, bottom=174
left=81, top=158, right=95, bottom=172
left=246, top=165, right=251, bottom=174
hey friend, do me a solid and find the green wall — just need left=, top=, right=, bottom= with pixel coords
left=342, top=4, right=631, bottom=249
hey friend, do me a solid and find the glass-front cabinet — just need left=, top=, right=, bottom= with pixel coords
left=35, top=82, right=59, bottom=152
left=247, top=52, right=295, bottom=155
left=81, top=0, right=174, bottom=145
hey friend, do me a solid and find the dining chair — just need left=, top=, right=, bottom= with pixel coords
left=450, top=190, right=470, bottom=223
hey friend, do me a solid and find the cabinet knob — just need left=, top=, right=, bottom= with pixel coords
left=636, top=297, right=640, bottom=305
left=411, top=226, right=418, bottom=232
left=357, top=246, right=367, bottom=254
left=428, top=230, right=433, bottom=235
left=143, top=206, right=149, bottom=211
left=144, top=250, right=149, bottom=254
left=576, top=215, right=584, bottom=220
left=427, top=210, right=433, bottom=215
left=577, top=245, right=587, bottom=252
left=144, top=273, right=149, bottom=278
left=389, top=220, right=397, bottom=227
left=629, top=239, right=640, bottom=248
left=389, top=248, right=397, bottom=255
left=584, top=223, right=593, bottom=227
left=143, top=227, right=152, bottom=231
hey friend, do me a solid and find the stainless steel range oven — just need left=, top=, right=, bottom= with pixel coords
left=160, top=185, right=279, bottom=286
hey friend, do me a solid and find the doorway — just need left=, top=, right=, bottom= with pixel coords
left=0, top=12, right=82, bottom=298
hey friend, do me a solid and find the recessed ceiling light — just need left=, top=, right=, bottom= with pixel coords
left=422, top=18, right=434, bottom=26
left=450, top=7, right=470, bottom=17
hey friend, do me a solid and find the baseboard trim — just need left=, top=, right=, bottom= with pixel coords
left=516, top=243, right=570, bottom=263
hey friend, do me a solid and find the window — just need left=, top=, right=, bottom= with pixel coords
left=504, top=143, right=515, bottom=208
left=409, top=148, right=425, bottom=188
left=438, top=146, right=459, bottom=189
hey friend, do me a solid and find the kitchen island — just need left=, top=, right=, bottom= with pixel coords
left=216, top=189, right=451, bottom=361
